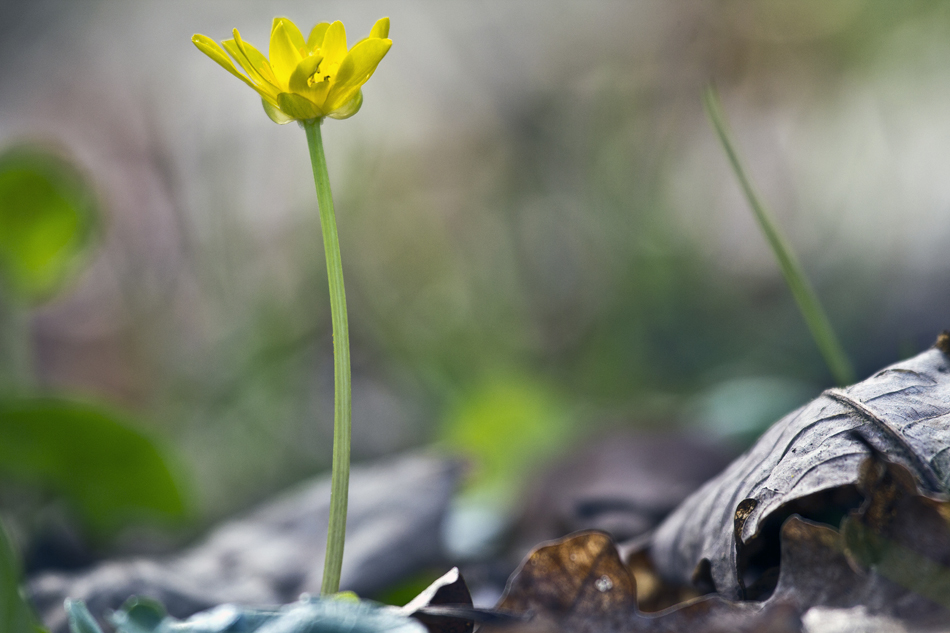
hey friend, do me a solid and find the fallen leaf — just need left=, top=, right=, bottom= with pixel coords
left=498, top=531, right=637, bottom=618
left=839, top=448, right=950, bottom=617
left=487, top=510, right=948, bottom=631
left=650, top=339, right=950, bottom=598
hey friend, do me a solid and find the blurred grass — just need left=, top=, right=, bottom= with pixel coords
left=0, top=520, right=43, bottom=633
left=702, top=86, right=854, bottom=386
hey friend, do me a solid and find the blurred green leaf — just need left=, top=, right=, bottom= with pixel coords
left=0, top=398, right=186, bottom=535
left=0, top=145, right=99, bottom=304
left=440, top=374, right=573, bottom=502
left=0, top=521, right=46, bottom=633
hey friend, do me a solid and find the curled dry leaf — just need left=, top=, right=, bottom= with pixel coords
left=650, top=338, right=950, bottom=599
left=839, top=451, right=950, bottom=618
left=766, top=452, right=950, bottom=628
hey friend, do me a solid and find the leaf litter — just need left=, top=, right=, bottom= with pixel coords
left=650, top=336, right=950, bottom=600
left=471, top=334, right=950, bottom=631
left=66, top=335, right=950, bottom=633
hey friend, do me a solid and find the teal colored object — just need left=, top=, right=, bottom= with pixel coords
left=66, top=594, right=426, bottom=633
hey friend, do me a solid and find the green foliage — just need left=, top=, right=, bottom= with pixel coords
left=0, top=398, right=186, bottom=535
left=441, top=374, right=573, bottom=501
left=0, top=522, right=45, bottom=633
left=0, top=145, right=99, bottom=304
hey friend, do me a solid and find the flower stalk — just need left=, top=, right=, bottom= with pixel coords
left=193, top=15, right=391, bottom=595
left=304, top=119, right=351, bottom=595
left=193, top=18, right=391, bottom=124
left=702, top=86, right=855, bottom=386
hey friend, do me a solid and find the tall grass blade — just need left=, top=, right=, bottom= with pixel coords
left=702, top=86, right=855, bottom=386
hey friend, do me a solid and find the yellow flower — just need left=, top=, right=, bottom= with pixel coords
left=193, top=17, right=392, bottom=123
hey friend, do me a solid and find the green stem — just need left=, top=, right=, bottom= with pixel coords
left=702, top=86, right=856, bottom=387
left=304, top=119, right=351, bottom=595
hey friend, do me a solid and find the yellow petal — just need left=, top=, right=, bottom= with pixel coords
left=324, top=38, right=391, bottom=112
left=321, top=21, right=348, bottom=66
left=192, top=34, right=277, bottom=104
left=277, top=92, right=322, bottom=120
left=327, top=89, right=363, bottom=120
left=222, top=42, right=277, bottom=101
left=370, top=17, right=390, bottom=39
left=269, top=18, right=304, bottom=85
left=228, top=29, right=278, bottom=89
left=307, top=22, right=331, bottom=51
left=261, top=98, right=295, bottom=124
left=272, top=16, right=306, bottom=51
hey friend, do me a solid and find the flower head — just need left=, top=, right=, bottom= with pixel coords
left=193, top=17, right=392, bottom=123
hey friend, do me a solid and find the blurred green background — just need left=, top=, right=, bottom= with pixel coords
left=0, top=0, right=949, bottom=573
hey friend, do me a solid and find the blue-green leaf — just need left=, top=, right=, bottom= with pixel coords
left=65, top=600, right=103, bottom=633
left=100, top=595, right=425, bottom=633
left=111, top=598, right=166, bottom=633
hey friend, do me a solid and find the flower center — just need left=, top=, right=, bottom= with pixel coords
left=306, top=55, right=340, bottom=87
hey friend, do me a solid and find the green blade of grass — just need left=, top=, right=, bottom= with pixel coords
left=702, top=86, right=855, bottom=387
left=0, top=521, right=46, bottom=633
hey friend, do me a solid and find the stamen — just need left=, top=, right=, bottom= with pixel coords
left=307, top=58, right=324, bottom=87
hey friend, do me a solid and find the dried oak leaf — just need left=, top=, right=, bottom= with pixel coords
left=650, top=339, right=950, bottom=599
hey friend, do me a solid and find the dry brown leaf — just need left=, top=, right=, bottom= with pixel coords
left=487, top=531, right=797, bottom=633
left=650, top=339, right=950, bottom=599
